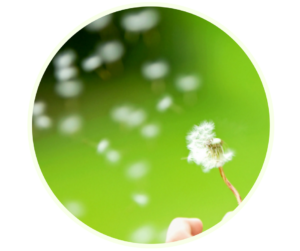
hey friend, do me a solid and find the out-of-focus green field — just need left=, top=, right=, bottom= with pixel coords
left=33, top=7, right=269, bottom=244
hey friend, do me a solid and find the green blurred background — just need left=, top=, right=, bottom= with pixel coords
left=33, top=7, right=270, bottom=244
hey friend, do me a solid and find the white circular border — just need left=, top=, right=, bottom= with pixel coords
left=28, top=2, right=274, bottom=248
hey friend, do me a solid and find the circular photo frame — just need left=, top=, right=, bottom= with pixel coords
left=30, top=4, right=272, bottom=247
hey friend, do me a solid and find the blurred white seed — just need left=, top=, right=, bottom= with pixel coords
left=142, top=60, right=169, bottom=80
left=34, top=115, right=52, bottom=129
left=33, top=101, right=46, bottom=117
left=106, top=150, right=120, bottom=163
left=55, top=80, right=83, bottom=98
left=53, top=49, right=76, bottom=68
left=139, top=9, right=160, bottom=31
left=64, top=201, right=85, bottom=217
left=85, top=15, right=112, bottom=32
left=157, top=95, right=173, bottom=112
left=111, top=105, right=147, bottom=128
left=54, top=66, right=78, bottom=81
left=126, top=161, right=149, bottom=180
left=130, top=225, right=155, bottom=243
left=121, top=13, right=143, bottom=33
left=58, top=115, right=82, bottom=135
left=140, top=124, right=160, bottom=138
left=97, top=139, right=110, bottom=154
left=132, top=193, right=149, bottom=206
left=98, top=41, right=124, bottom=63
left=175, top=75, right=201, bottom=92
left=111, top=105, right=133, bottom=123
left=81, top=55, right=102, bottom=72
left=126, top=109, right=146, bottom=128
left=121, top=9, right=159, bottom=33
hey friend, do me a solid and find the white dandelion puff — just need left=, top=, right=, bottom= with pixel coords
left=186, top=121, right=242, bottom=204
left=187, top=121, right=234, bottom=172
left=175, top=75, right=201, bottom=92
left=106, top=150, right=120, bottom=163
left=111, top=105, right=133, bottom=123
left=142, top=60, right=169, bottom=80
left=121, top=9, right=159, bottom=33
left=98, top=40, right=124, bottom=63
left=126, top=161, right=149, bottom=180
left=140, top=124, right=160, bottom=138
left=33, top=101, right=46, bottom=117
left=137, top=9, right=159, bottom=31
left=34, top=115, right=52, bottom=129
left=81, top=55, right=102, bottom=72
left=85, top=15, right=112, bottom=32
left=97, top=139, right=110, bottom=154
left=111, top=105, right=147, bottom=128
left=53, top=49, right=76, bottom=69
left=157, top=95, right=173, bottom=112
left=126, top=109, right=146, bottom=128
left=132, top=193, right=149, bottom=206
left=54, top=66, right=78, bottom=81
left=58, top=115, right=82, bottom=135
left=55, top=80, right=83, bottom=98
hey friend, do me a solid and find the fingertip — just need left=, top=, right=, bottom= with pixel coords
left=165, top=217, right=203, bottom=243
left=165, top=230, right=191, bottom=243
left=186, top=218, right=203, bottom=236
left=166, top=218, right=191, bottom=243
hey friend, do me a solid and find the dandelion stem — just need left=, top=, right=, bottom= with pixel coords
left=218, top=166, right=242, bottom=205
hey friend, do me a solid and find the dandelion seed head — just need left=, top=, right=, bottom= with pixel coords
left=33, top=101, right=46, bottom=117
left=142, top=60, right=169, bottom=80
left=85, top=15, right=112, bottom=32
left=81, top=55, right=102, bottom=72
left=157, top=95, right=173, bottom=112
left=98, top=40, right=124, bottom=63
left=53, top=49, right=76, bottom=68
left=97, top=139, right=110, bottom=154
left=186, top=121, right=234, bottom=171
left=223, top=149, right=234, bottom=162
left=186, top=121, right=215, bottom=145
left=212, top=138, right=221, bottom=144
left=55, top=80, right=83, bottom=98
left=34, top=115, right=52, bottom=129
